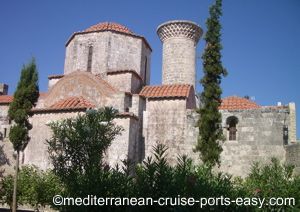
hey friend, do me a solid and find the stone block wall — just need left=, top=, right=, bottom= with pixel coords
left=106, top=117, right=132, bottom=167
left=219, top=108, right=289, bottom=177
left=285, top=143, right=300, bottom=175
left=140, top=41, right=151, bottom=85
left=64, top=32, right=109, bottom=75
left=64, top=31, right=151, bottom=85
left=161, top=38, right=196, bottom=86
left=0, top=105, right=9, bottom=140
left=157, top=20, right=202, bottom=88
left=107, top=72, right=143, bottom=94
left=143, top=98, right=199, bottom=164
left=289, top=103, right=297, bottom=143
left=107, top=34, right=142, bottom=74
left=24, top=111, right=82, bottom=170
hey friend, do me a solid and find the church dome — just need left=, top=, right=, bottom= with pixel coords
left=84, top=22, right=134, bottom=35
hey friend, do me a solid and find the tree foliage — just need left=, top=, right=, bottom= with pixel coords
left=195, top=0, right=227, bottom=166
left=0, top=166, right=62, bottom=210
left=8, top=59, right=39, bottom=151
left=7, top=59, right=39, bottom=212
left=47, top=107, right=123, bottom=211
left=243, top=158, right=300, bottom=210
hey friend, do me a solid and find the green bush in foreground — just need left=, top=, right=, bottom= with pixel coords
left=243, top=158, right=300, bottom=211
left=0, top=166, right=62, bottom=210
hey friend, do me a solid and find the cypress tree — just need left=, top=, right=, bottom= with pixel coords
left=8, top=59, right=39, bottom=212
left=195, top=0, right=227, bottom=166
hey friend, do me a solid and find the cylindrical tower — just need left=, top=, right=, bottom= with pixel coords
left=157, top=20, right=203, bottom=88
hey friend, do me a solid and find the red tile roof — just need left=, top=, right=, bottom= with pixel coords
left=140, top=84, right=192, bottom=99
left=50, top=96, right=95, bottom=110
left=0, top=95, right=13, bottom=104
left=84, top=22, right=134, bottom=35
left=219, top=96, right=260, bottom=110
left=65, top=22, right=152, bottom=51
left=32, top=96, right=95, bottom=113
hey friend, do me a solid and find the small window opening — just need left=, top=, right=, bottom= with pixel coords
left=4, top=128, right=7, bottom=138
left=87, top=46, right=93, bottom=72
left=226, top=116, right=238, bottom=141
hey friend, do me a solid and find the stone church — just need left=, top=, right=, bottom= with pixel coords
left=0, top=20, right=299, bottom=177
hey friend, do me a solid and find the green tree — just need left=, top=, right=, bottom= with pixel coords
left=8, top=59, right=39, bottom=212
left=243, top=158, right=300, bottom=210
left=0, top=166, right=63, bottom=211
left=195, top=0, right=227, bottom=166
left=47, top=108, right=123, bottom=212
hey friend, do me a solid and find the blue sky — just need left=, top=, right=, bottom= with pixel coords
left=0, top=0, right=299, bottom=138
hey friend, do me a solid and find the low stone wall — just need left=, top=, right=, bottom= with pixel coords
left=285, top=143, right=300, bottom=175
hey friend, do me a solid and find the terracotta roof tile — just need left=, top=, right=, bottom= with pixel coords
left=84, top=22, right=134, bottom=35
left=50, top=96, right=95, bottom=110
left=65, top=22, right=152, bottom=51
left=0, top=95, right=13, bottom=104
left=32, top=96, right=95, bottom=113
left=139, top=84, right=192, bottom=99
left=219, top=96, right=260, bottom=110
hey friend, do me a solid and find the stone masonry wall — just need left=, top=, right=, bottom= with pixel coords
left=24, top=112, right=82, bottom=170
left=0, top=104, right=14, bottom=176
left=25, top=111, right=134, bottom=170
left=143, top=101, right=297, bottom=177
left=285, top=143, right=300, bottom=175
left=140, top=41, right=152, bottom=85
left=64, top=32, right=109, bottom=75
left=0, top=105, right=9, bottom=140
left=289, top=103, right=297, bottom=143
left=162, top=38, right=196, bottom=87
left=64, top=31, right=150, bottom=82
left=219, top=108, right=289, bottom=177
left=108, top=33, right=142, bottom=74
left=143, top=99, right=199, bottom=164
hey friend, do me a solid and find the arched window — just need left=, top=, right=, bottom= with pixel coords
left=87, top=46, right=93, bottom=72
left=226, top=116, right=238, bottom=141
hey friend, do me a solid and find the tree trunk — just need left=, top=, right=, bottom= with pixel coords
left=12, top=151, right=19, bottom=212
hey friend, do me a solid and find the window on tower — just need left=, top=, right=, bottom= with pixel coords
left=87, top=46, right=93, bottom=72
left=226, top=116, right=238, bottom=141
